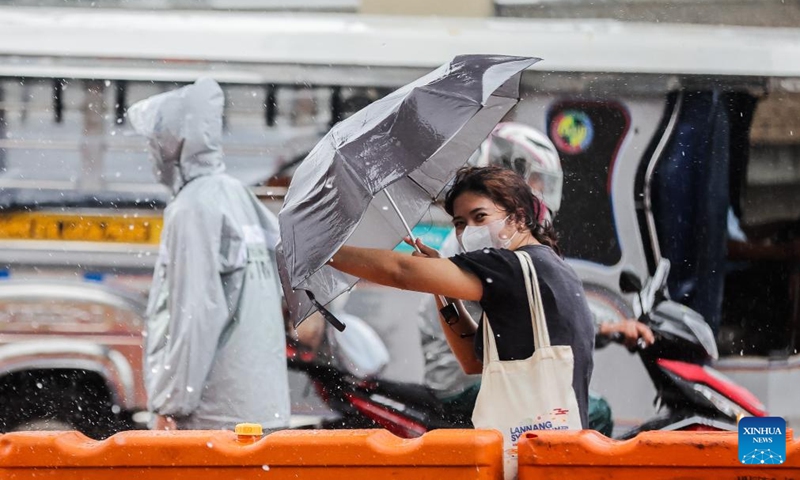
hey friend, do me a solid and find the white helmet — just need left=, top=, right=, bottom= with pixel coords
left=472, top=122, right=564, bottom=216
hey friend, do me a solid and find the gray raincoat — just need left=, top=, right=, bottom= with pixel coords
left=128, top=78, right=290, bottom=430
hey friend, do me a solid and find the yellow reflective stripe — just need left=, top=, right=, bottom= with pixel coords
left=0, top=213, right=163, bottom=244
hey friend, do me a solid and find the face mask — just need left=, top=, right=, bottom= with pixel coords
left=458, top=216, right=518, bottom=252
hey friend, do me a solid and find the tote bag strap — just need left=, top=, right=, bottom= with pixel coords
left=515, top=250, right=552, bottom=350
left=481, top=311, right=501, bottom=364
left=482, top=250, right=552, bottom=364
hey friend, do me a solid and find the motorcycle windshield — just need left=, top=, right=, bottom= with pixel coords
left=683, top=310, right=719, bottom=361
left=653, top=301, right=719, bottom=361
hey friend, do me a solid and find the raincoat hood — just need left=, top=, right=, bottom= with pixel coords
left=127, top=77, right=226, bottom=194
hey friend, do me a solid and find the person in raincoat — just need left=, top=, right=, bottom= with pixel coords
left=127, top=78, right=290, bottom=431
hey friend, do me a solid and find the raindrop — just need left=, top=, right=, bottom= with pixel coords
left=186, top=386, right=194, bottom=393
left=112, top=405, right=121, bottom=414
left=262, top=465, right=270, bottom=471
left=104, top=80, right=111, bottom=87
left=164, top=364, right=171, bottom=370
left=381, top=206, right=389, bottom=211
left=36, top=382, right=43, bottom=389
left=486, top=278, right=493, bottom=284
left=482, top=248, right=491, bottom=254
left=274, top=413, right=280, bottom=418
left=324, top=179, right=334, bottom=189
left=206, top=442, right=214, bottom=448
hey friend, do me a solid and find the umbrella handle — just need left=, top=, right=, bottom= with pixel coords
left=305, top=290, right=346, bottom=332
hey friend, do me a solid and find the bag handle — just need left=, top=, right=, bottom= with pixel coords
left=481, top=311, right=499, bottom=364
left=481, top=250, right=551, bottom=365
left=515, top=250, right=551, bottom=350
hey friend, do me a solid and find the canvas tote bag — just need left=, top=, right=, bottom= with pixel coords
left=471, top=250, right=582, bottom=480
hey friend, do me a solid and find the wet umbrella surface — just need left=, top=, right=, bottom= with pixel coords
left=278, top=54, right=540, bottom=328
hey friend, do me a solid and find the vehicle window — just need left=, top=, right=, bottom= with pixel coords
left=548, top=101, right=628, bottom=266
left=744, top=91, right=800, bottom=226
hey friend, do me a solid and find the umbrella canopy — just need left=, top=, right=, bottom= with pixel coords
left=279, top=54, right=540, bottom=327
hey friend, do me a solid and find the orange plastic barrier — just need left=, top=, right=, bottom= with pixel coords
left=518, top=429, right=800, bottom=480
left=0, top=429, right=502, bottom=480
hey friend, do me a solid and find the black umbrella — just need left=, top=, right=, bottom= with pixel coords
left=278, top=54, right=540, bottom=328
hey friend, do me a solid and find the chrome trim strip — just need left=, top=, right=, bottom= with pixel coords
left=643, top=92, right=683, bottom=265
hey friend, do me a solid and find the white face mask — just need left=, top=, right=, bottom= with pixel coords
left=457, top=216, right=518, bottom=252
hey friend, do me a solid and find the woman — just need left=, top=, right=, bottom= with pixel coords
left=329, top=166, right=595, bottom=427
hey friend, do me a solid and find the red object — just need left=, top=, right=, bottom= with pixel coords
left=345, top=393, right=428, bottom=438
left=657, top=359, right=767, bottom=416
left=680, top=425, right=725, bottom=431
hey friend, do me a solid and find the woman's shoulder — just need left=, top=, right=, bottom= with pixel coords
left=449, top=247, right=524, bottom=278
left=452, top=246, right=518, bottom=264
left=515, top=244, right=560, bottom=264
left=453, top=245, right=554, bottom=265
left=518, top=245, right=581, bottom=280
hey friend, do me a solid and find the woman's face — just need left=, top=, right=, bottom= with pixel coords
left=451, top=191, right=510, bottom=237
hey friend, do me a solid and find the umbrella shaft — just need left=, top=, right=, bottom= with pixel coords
left=383, top=189, right=418, bottom=246
left=382, top=189, right=450, bottom=308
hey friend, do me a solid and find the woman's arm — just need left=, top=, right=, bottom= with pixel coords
left=329, top=241, right=484, bottom=373
left=329, top=245, right=483, bottom=302
left=436, top=296, right=483, bottom=374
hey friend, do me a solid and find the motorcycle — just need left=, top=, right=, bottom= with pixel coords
left=288, top=258, right=767, bottom=439
left=612, top=258, right=767, bottom=439
left=287, top=337, right=471, bottom=438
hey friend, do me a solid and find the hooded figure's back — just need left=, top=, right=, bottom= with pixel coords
left=128, top=78, right=289, bottom=430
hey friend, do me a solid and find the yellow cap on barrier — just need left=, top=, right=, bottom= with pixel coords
left=235, top=423, right=263, bottom=444
left=235, top=423, right=263, bottom=436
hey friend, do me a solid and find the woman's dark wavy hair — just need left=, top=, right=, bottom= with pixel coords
left=444, top=166, right=561, bottom=256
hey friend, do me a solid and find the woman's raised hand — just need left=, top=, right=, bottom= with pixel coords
left=403, top=237, right=441, bottom=259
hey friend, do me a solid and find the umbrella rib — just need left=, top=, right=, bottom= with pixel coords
left=414, top=85, right=481, bottom=107
left=405, top=174, right=437, bottom=201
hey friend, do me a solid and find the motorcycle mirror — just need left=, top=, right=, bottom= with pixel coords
left=619, top=271, right=643, bottom=294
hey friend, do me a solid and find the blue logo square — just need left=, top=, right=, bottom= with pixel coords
left=739, top=417, right=786, bottom=465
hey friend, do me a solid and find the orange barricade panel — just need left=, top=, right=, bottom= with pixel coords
left=0, top=429, right=503, bottom=480
left=518, top=429, right=800, bottom=480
